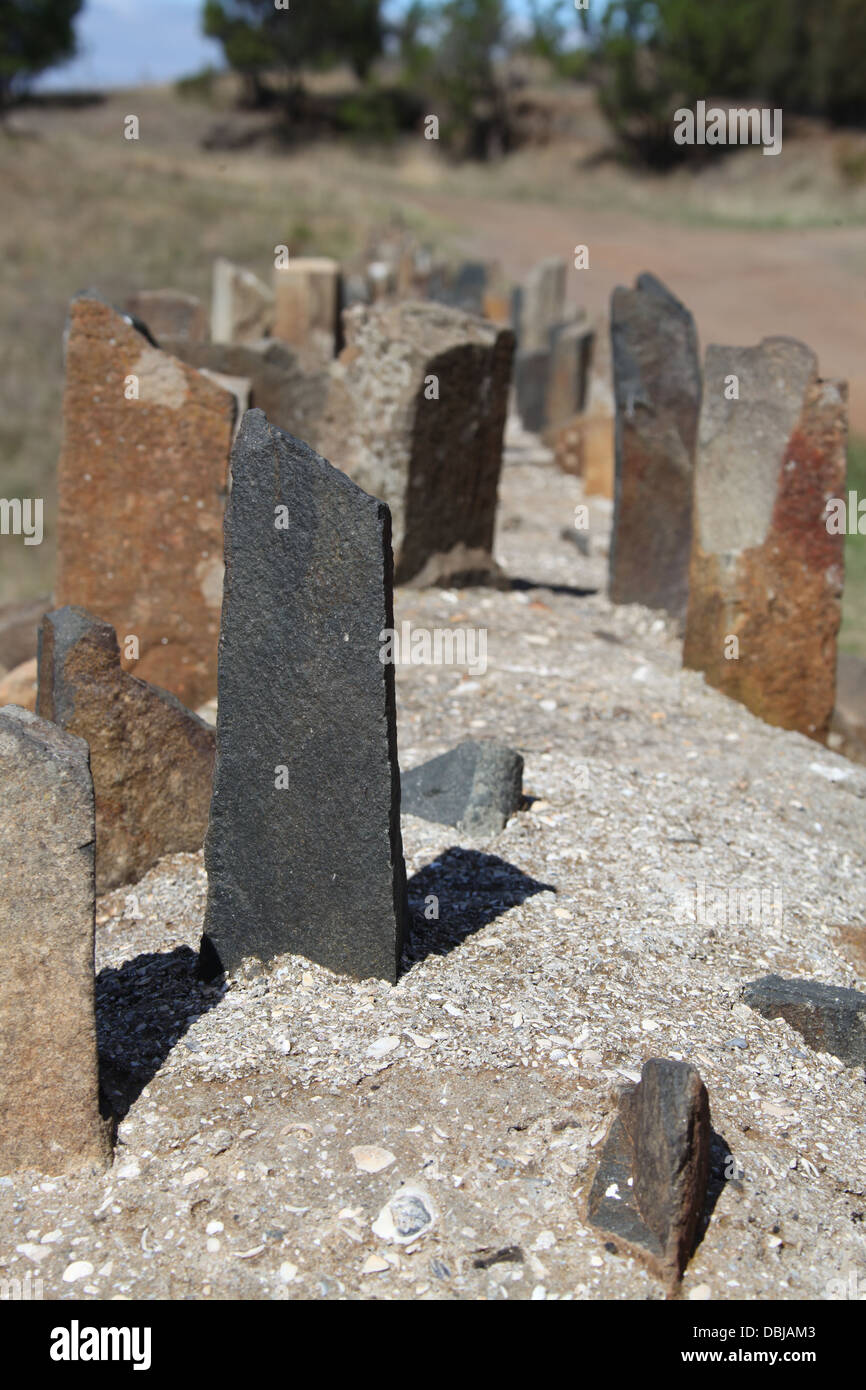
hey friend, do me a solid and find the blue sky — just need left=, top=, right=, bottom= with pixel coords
left=35, top=0, right=569, bottom=92
left=36, top=0, right=225, bottom=90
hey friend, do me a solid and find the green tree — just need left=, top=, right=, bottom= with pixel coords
left=203, top=0, right=384, bottom=106
left=0, top=0, right=83, bottom=111
left=396, top=0, right=511, bottom=158
left=591, top=0, right=866, bottom=166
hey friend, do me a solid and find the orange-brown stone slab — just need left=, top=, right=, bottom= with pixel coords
left=55, top=294, right=236, bottom=708
left=38, top=606, right=215, bottom=893
left=683, top=337, right=846, bottom=741
left=544, top=415, right=584, bottom=478
left=0, top=706, right=111, bottom=1175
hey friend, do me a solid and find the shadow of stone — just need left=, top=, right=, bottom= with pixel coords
left=508, top=577, right=598, bottom=599
left=403, top=846, right=555, bottom=971
left=696, top=1126, right=735, bottom=1251
left=96, top=946, right=225, bottom=1118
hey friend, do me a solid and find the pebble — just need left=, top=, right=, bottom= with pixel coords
left=372, top=1187, right=436, bottom=1244
left=350, top=1145, right=396, bottom=1173
left=181, top=1166, right=209, bottom=1185
left=15, top=1243, right=45, bottom=1263
left=361, top=1254, right=390, bottom=1275
left=62, top=1260, right=94, bottom=1283
left=366, top=1036, right=400, bottom=1060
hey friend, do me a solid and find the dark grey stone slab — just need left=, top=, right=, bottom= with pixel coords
left=401, top=740, right=523, bottom=838
left=609, top=272, right=701, bottom=618
left=514, top=349, right=550, bottom=433
left=201, top=408, right=408, bottom=983
left=427, top=261, right=488, bottom=315
left=742, top=975, right=866, bottom=1068
left=587, top=1057, right=710, bottom=1285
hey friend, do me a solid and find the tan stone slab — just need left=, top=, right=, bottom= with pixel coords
left=0, top=657, right=37, bottom=711
left=0, top=706, right=110, bottom=1175
left=272, top=257, right=341, bottom=363
left=211, top=257, right=274, bottom=345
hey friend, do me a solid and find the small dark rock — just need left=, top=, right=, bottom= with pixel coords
left=742, top=974, right=866, bottom=1068
left=586, top=1057, right=711, bottom=1286
left=472, top=1245, right=524, bottom=1270
left=401, top=739, right=524, bottom=838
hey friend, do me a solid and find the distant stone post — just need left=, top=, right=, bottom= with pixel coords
left=684, top=336, right=846, bottom=740
left=609, top=274, right=702, bottom=618
left=273, top=257, right=341, bottom=363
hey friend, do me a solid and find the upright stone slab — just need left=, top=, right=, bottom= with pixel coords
left=546, top=318, right=593, bottom=430
left=0, top=596, right=49, bottom=672
left=684, top=337, right=846, bottom=740
left=427, top=261, right=490, bottom=316
left=514, top=349, right=550, bottom=433
left=273, top=257, right=341, bottom=363
left=161, top=336, right=330, bottom=443
left=0, top=706, right=110, bottom=1174
left=211, top=257, right=274, bottom=344
left=125, top=289, right=208, bottom=342
left=38, top=607, right=216, bottom=893
left=581, top=320, right=616, bottom=499
left=609, top=274, right=701, bottom=618
left=55, top=294, right=236, bottom=708
left=519, top=257, right=567, bottom=351
left=545, top=415, right=583, bottom=477
left=317, top=301, right=514, bottom=586
left=202, top=409, right=408, bottom=983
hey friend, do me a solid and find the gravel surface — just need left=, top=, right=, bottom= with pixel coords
left=2, top=429, right=865, bottom=1302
